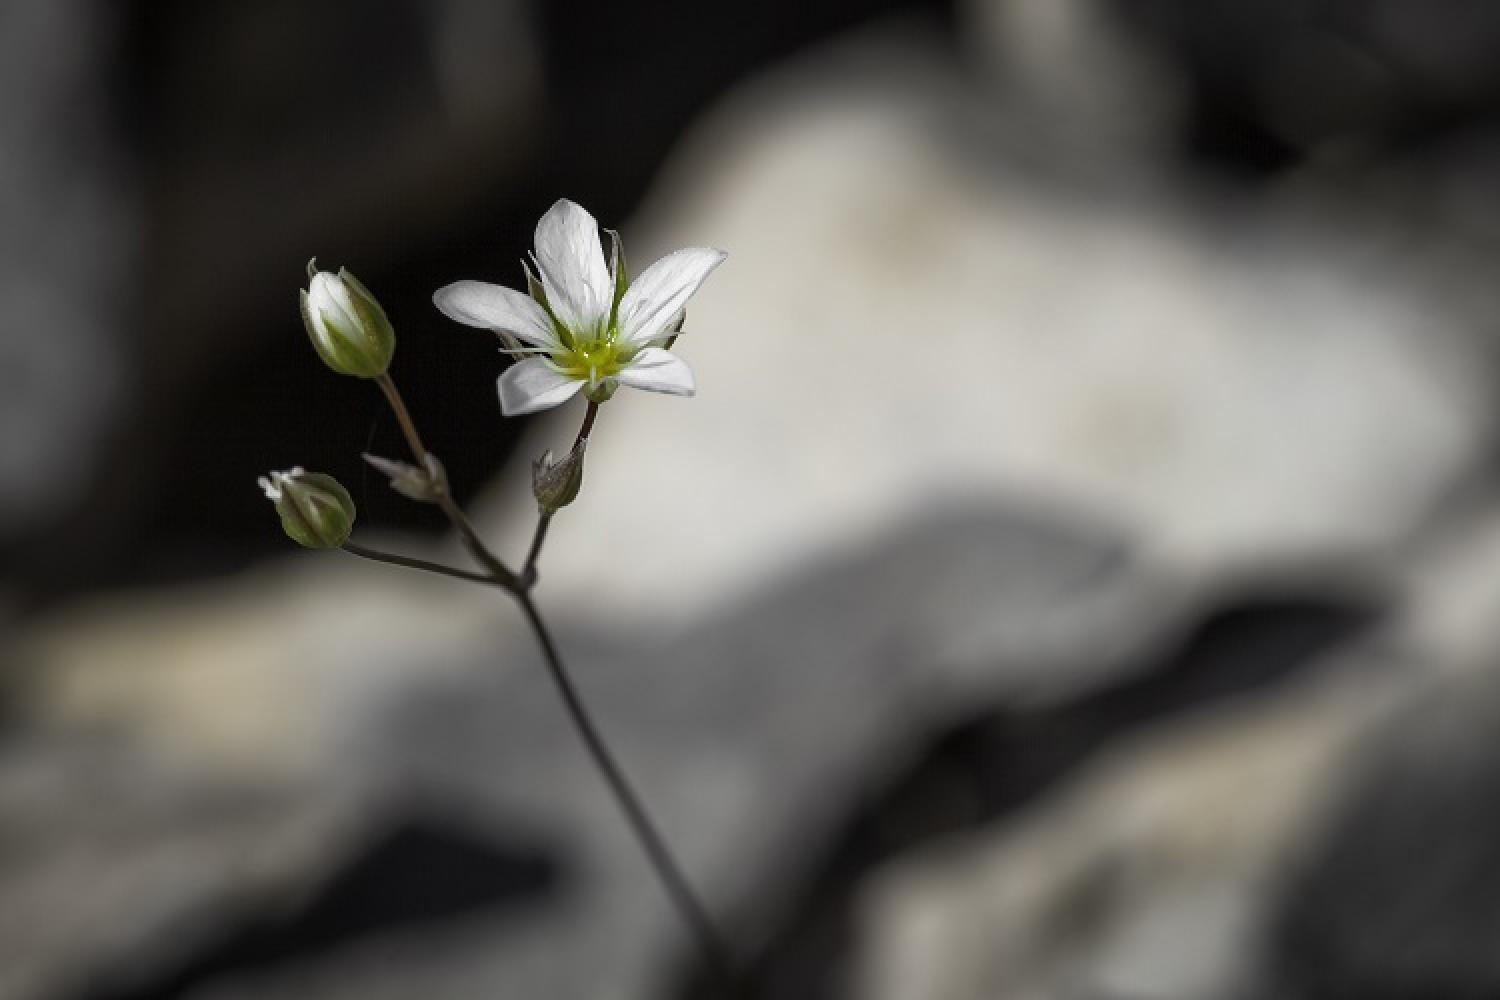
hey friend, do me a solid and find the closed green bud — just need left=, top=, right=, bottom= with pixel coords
left=259, top=467, right=356, bottom=548
left=532, top=440, right=586, bottom=515
left=300, top=260, right=395, bottom=377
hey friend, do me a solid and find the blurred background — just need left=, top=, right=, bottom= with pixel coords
left=8, top=0, right=1500, bottom=997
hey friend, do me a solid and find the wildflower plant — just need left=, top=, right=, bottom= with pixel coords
left=263, top=200, right=733, bottom=982
left=434, top=199, right=724, bottom=414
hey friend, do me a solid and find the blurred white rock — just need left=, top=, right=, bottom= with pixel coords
left=511, top=29, right=1494, bottom=631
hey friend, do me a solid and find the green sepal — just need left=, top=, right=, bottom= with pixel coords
left=524, top=258, right=571, bottom=348
left=607, top=229, right=629, bottom=328
left=272, top=472, right=356, bottom=548
left=532, top=441, right=586, bottom=515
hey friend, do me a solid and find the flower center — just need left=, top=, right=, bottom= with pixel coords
left=556, top=334, right=628, bottom=385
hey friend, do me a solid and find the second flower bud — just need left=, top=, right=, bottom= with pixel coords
left=300, top=260, right=396, bottom=378
left=533, top=440, right=586, bottom=515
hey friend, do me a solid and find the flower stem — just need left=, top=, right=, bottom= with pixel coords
left=519, top=400, right=596, bottom=589
left=374, top=372, right=430, bottom=462
left=516, top=591, right=739, bottom=987
left=359, top=389, right=735, bottom=987
left=374, top=373, right=519, bottom=588
left=574, top=400, right=599, bottom=449
left=522, top=513, right=551, bottom=586
left=341, top=541, right=507, bottom=588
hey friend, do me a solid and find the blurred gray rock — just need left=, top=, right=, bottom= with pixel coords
left=4, top=504, right=1181, bottom=1000
left=854, top=646, right=1403, bottom=1000
left=1269, top=668, right=1500, bottom=1000
left=846, top=500, right=1500, bottom=1000
left=957, top=0, right=1189, bottom=173
left=851, top=638, right=1500, bottom=1000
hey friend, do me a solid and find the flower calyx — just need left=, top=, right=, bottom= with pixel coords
left=532, top=439, right=587, bottom=515
left=363, top=451, right=448, bottom=503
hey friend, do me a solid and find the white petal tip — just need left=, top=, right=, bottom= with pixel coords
left=616, top=347, right=696, bottom=397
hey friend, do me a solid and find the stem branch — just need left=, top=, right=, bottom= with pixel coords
left=341, top=542, right=507, bottom=588
left=522, top=513, right=552, bottom=585
left=356, top=387, right=733, bottom=984
left=375, top=373, right=518, bottom=588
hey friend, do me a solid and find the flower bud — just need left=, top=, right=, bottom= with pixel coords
left=532, top=440, right=586, bottom=515
left=300, top=260, right=396, bottom=377
left=259, top=467, right=356, bottom=548
left=363, top=451, right=447, bottom=503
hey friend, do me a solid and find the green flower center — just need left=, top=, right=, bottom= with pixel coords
left=555, top=330, right=631, bottom=385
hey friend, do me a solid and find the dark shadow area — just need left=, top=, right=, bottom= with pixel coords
left=536, top=0, right=958, bottom=203
left=675, top=591, right=1383, bottom=999
left=1117, top=0, right=1500, bottom=178
left=59, top=816, right=560, bottom=1000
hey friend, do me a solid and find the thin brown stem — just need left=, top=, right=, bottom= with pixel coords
left=521, top=513, right=552, bottom=586
left=374, top=373, right=519, bottom=588
left=519, top=401, right=598, bottom=589
left=517, top=592, right=738, bottom=987
left=435, top=493, right=519, bottom=586
left=374, top=373, right=429, bottom=462
left=341, top=542, right=506, bottom=588
left=573, top=400, right=599, bottom=450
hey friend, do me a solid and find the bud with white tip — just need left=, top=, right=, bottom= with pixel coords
left=300, top=260, right=396, bottom=378
left=259, top=467, right=356, bottom=548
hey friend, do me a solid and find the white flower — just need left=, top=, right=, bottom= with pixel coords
left=432, top=199, right=727, bottom=416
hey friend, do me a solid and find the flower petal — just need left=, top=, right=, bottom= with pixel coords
left=616, top=248, right=726, bottom=347
left=533, top=199, right=612, bottom=337
left=498, top=358, right=584, bottom=416
left=299, top=288, right=335, bottom=354
left=433, top=280, right=559, bottom=349
left=308, top=272, right=361, bottom=334
left=615, top=347, right=695, bottom=396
